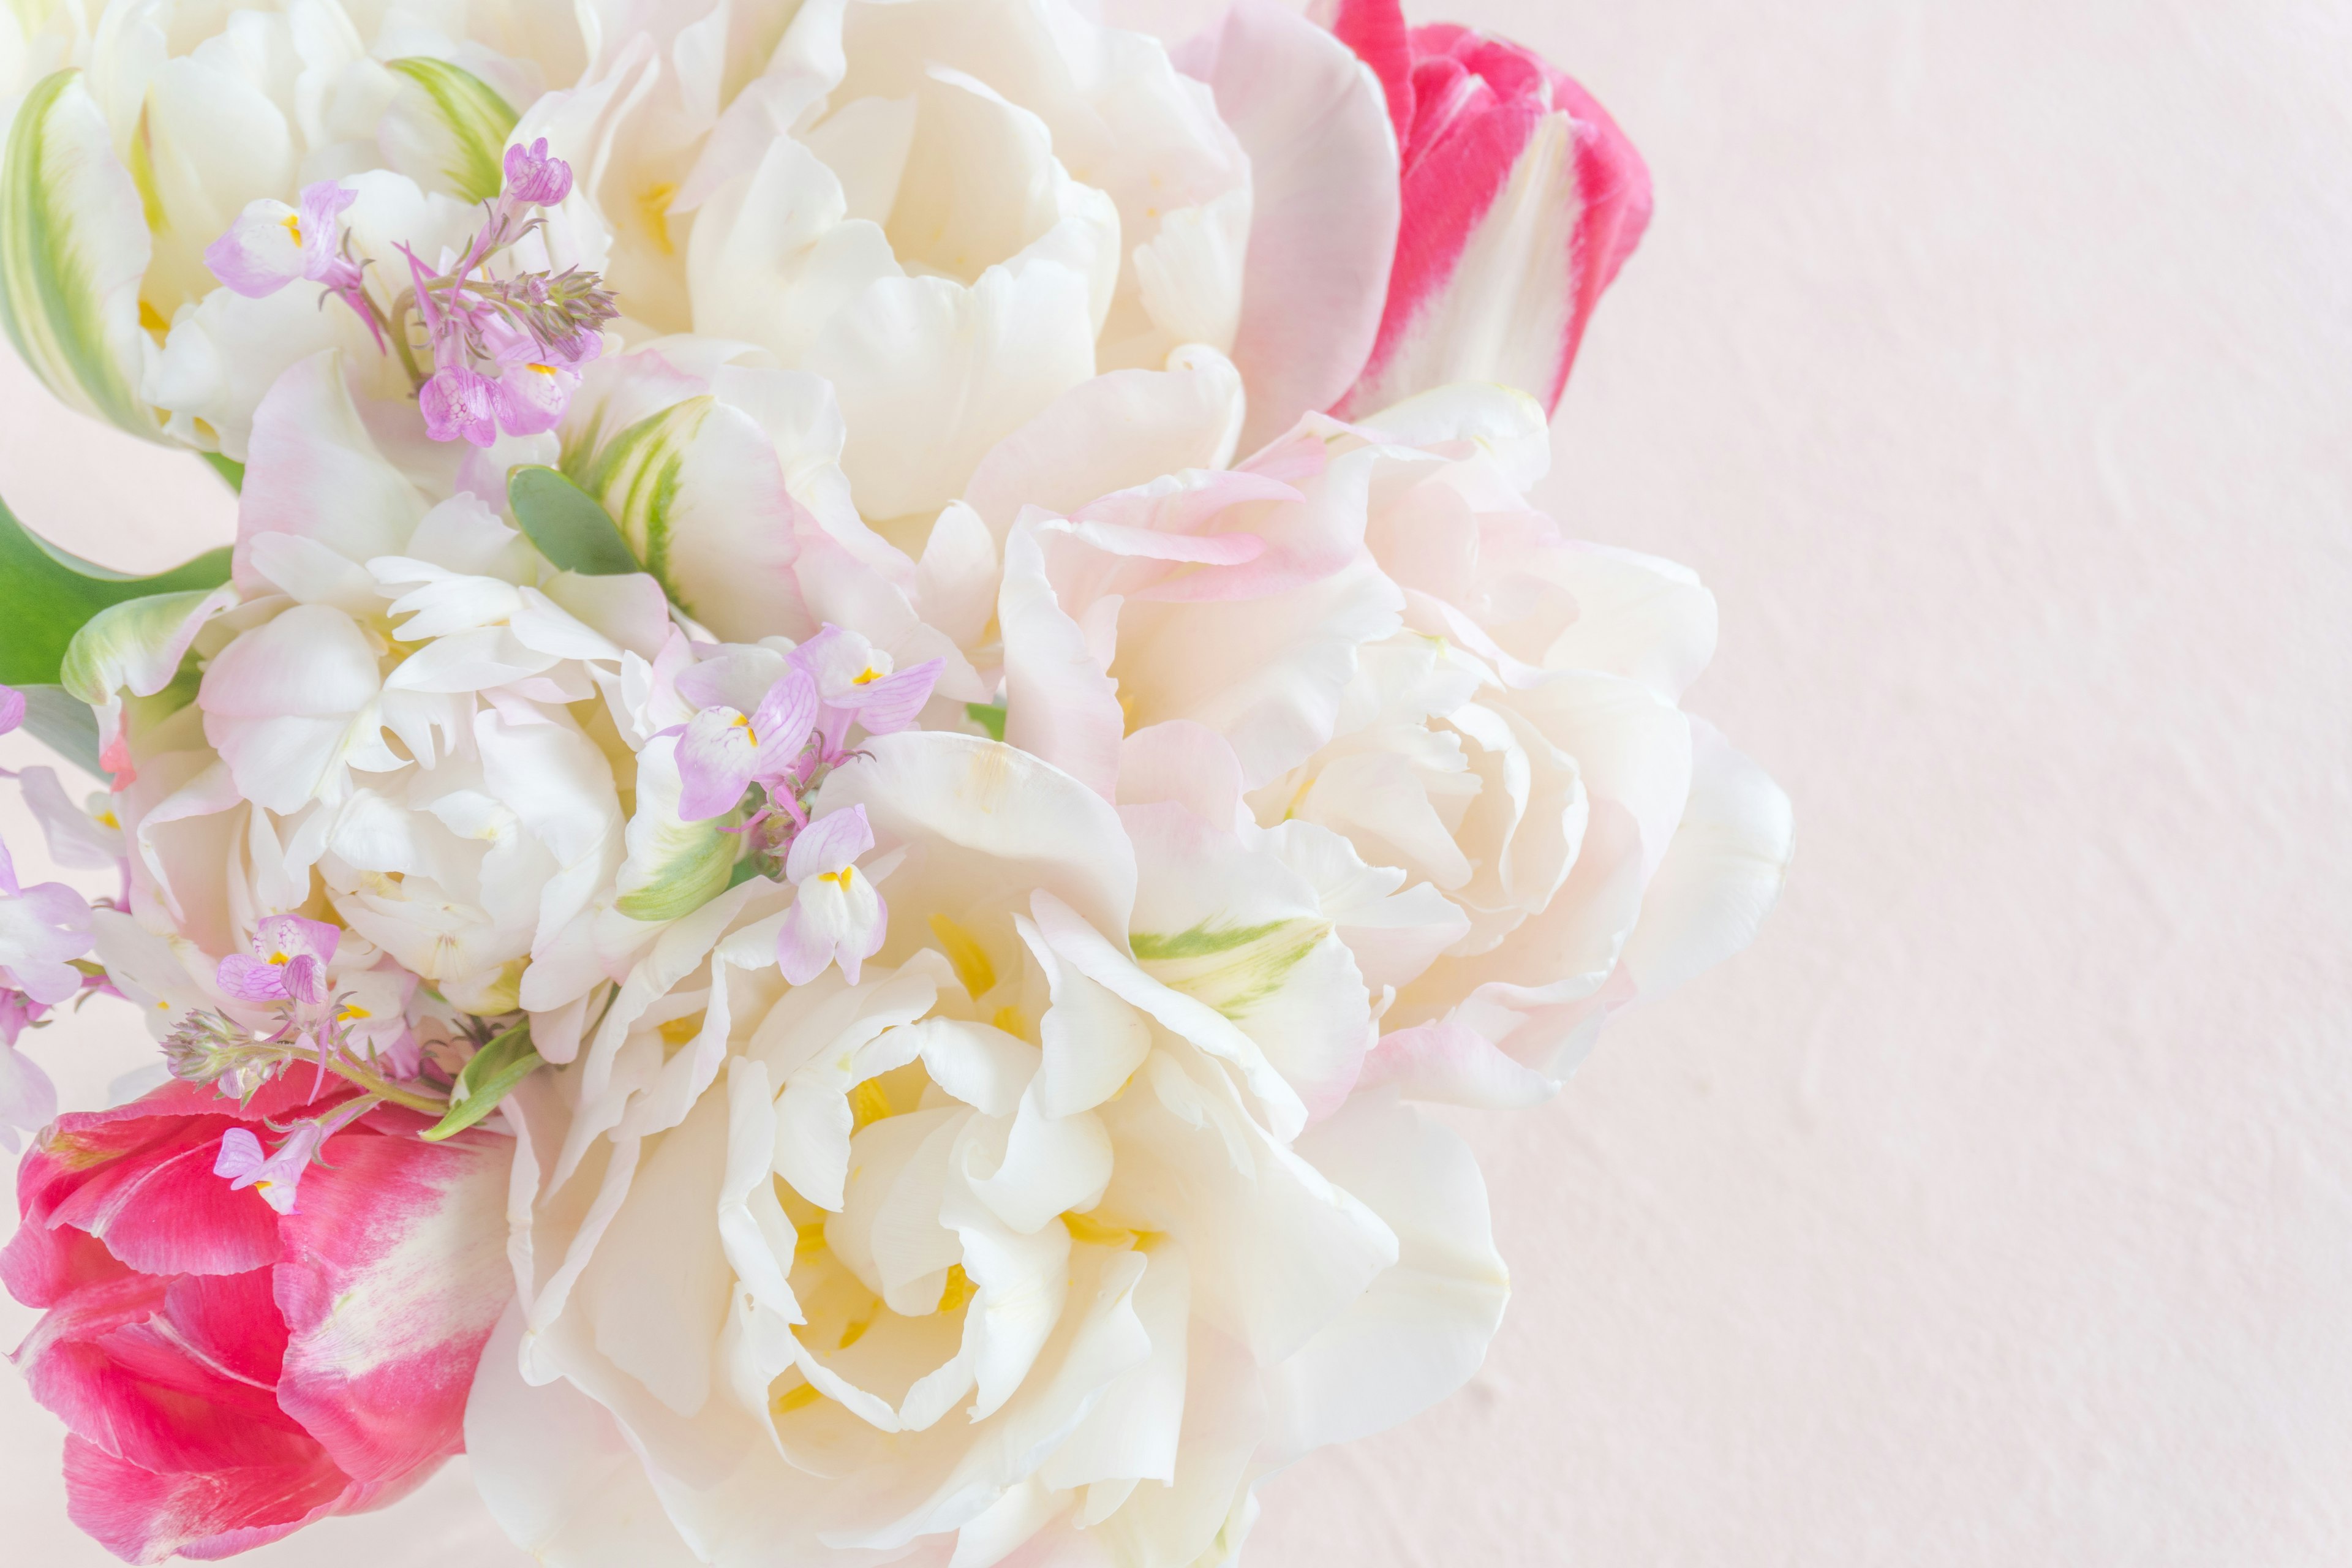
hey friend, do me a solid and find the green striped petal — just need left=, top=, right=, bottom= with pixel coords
left=383, top=57, right=520, bottom=205
left=612, top=734, right=742, bottom=924
left=0, top=69, right=159, bottom=438
left=1131, top=916, right=1333, bottom=1017
left=562, top=394, right=714, bottom=617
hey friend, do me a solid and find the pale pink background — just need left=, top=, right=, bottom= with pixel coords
left=5, top=0, right=2350, bottom=1561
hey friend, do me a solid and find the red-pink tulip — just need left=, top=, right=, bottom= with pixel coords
left=1327, top=0, right=1653, bottom=418
left=2, top=1079, right=511, bottom=1564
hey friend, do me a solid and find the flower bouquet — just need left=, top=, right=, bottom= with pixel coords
left=0, top=0, right=1791, bottom=1561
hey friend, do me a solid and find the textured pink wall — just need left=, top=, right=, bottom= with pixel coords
left=4, top=0, right=2348, bottom=1562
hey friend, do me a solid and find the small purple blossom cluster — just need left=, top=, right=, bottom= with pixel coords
left=205, top=140, right=617, bottom=448
left=670, top=627, right=944, bottom=984
left=164, top=914, right=439, bottom=1212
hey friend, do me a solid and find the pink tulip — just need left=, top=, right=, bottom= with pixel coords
left=1325, top=0, right=1653, bottom=418
left=1, top=1079, right=511, bottom=1564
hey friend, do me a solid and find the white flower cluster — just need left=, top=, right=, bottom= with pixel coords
left=0, top=1, right=1788, bottom=1563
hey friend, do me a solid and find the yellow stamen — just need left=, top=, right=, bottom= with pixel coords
left=928, top=913, right=996, bottom=1000
left=852, top=668, right=882, bottom=685
left=937, top=1263, right=975, bottom=1314
left=338, top=1005, right=372, bottom=1022
left=816, top=867, right=854, bottom=891
left=281, top=213, right=303, bottom=247
left=638, top=182, right=677, bottom=255
left=657, top=1012, right=705, bottom=1049
left=848, top=1078, right=893, bottom=1131
left=793, top=1225, right=827, bottom=1261
left=837, top=1306, right=878, bottom=1349
left=771, top=1382, right=823, bottom=1415
left=1063, top=1211, right=1150, bottom=1249
left=990, top=1004, right=1024, bottom=1037
left=96, top=812, right=119, bottom=830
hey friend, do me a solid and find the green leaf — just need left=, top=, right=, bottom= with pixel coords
left=0, top=495, right=231, bottom=688
left=965, top=701, right=1008, bottom=742
left=420, top=1020, right=541, bottom=1142
left=0, top=70, right=159, bottom=439
left=383, top=58, right=520, bottom=206
left=201, top=452, right=244, bottom=492
left=509, top=464, right=643, bottom=577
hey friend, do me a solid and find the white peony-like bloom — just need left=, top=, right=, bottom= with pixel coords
left=65, top=353, right=653, bottom=1022
left=0, top=0, right=603, bottom=449
left=471, top=729, right=1505, bottom=1567
left=671, top=0, right=1251, bottom=521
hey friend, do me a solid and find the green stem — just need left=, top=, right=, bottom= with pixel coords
left=314, top=1049, right=448, bottom=1115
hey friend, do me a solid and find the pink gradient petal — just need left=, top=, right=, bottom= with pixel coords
left=62, top=1433, right=349, bottom=1566
left=675, top=707, right=760, bottom=821
left=271, top=1129, right=512, bottom=1493
left=1190, top=0, right=1401, bottom=450
left=748, top=670, right=820, bottom=775
left=833, top=658, right=943, bottom=737
left=214, top=954, right=290, bottom=1003
left=48, top=1121, right=287, bottom=1276
left=784, top=805, right=873, bottom=883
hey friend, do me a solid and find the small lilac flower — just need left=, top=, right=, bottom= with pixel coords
left=205, top=182, right=356, bottom=298
left=502, top=137, right=573, bottom=206
left=0, top=836, right=94, bottom=1008
left=0, top=683, right=23, bottom=735
left=776, top=806, right=888, bottom=986
left=217, top=914, right=339, bottom=1008
left=0, top=1017, right=55, bottom=1157
left=214, top=1122, right=326, bottom=1215
left=421, top=362, right=500, bottom=447
left=479, top=318, right=590, bottom=438
left=676, top=669, right=820, bottom=821
left=788, top=628, right=944, bottom=761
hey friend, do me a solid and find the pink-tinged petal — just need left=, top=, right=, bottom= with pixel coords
left=203, top=200, right=307, bottom=299
left=421, top=364, right=500, bottom=448
left=489, top=359, right=577, bottom=437
left=774, top=902, right=836, bottom=987
left=271, top=1128, right=512, bottom=1494
left=1330, top=0, right=1415, bottom=141
left=675, top=707, right=760, bottom=822
left=62, top=1434, right=349, bottom=1566
left=213, top=1128, right=267, bottom=1183
left=235, top=352, right=430, bottom=598
left=502, top=137, right=573, bottom=206
left=50, top=1121, right=287, bottom=1276
left=293, top=183, right=356, bottom=282
left=1189, top=0, right=1401, bottom=450
left=834, top=658, right=943, bottom=737
left=998, top=526, right=1125, bottom=800
left=1354, top=1019, right=1560, bottom=1108
left=0, top=682, right=23, bottom=733
left=1, top=1208, right=130, bottom=1308
left=0, top=878, right=94, bottom=1004
left=0, top=837, right=17, bottom=899
left=785, top=805, right=873, bottom=884
left=278, top=955, right=327, bottom=1009
left=748, top=670, right=820, bottom=777
left=254, top=914, right=337, bottom=968
left=214, top=955, right=290, bottom=1003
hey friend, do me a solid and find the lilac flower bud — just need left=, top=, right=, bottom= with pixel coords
left=503, top=138, right=573, bottom=206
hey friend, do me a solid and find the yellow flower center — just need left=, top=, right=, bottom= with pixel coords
left=816, top=867, right=854, bottom=891
left=852, top=668, right=882, bottom=685
left=281, top=213, right=302, bottom=247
